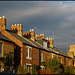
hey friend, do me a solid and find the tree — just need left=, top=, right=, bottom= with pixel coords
left=0, top=52, right=14, bottom=72
left=43, top=56, right=64, bottom=73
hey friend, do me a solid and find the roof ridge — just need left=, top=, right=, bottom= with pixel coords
left=17, top=34, right=37, bottom=47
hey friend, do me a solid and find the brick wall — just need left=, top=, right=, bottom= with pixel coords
left=0, top=40, right=14, bottom=71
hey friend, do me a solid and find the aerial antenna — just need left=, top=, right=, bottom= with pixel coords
left=52, top=32, right=54, bottom=39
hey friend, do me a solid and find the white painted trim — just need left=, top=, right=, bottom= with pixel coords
left=26, top=57, right=32, bottom=60
left=26, top=46, right=32, bottom=59
left=26, top=45, right=32, bottom=48
left=52, top=53, right=55, bottom=58
left=26, top=63, right=32, bottom=66
left=41, top=65, right=45, bottom=68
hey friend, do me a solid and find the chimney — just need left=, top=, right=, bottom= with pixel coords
left=24, top=29, right=35, bottom=40
left=47, top=38, right=54, bottom=48
left=0, top=16, right=6, bottom=31
left=35, top=34, right=45, bottom=39
left=68, top=50, right=74, bottom=58
left=10, top=23, right=23, bottom=36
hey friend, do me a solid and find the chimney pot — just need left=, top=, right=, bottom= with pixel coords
left=15, top=24, right=16, bottom=26
left=30, top=29, right=31, bottom=31
left=12, top=24, right=14, bottom=26
left=17, top=24, right=19, bottom=26
left=3, top=16, right=5, bottom=18
left=49, top=38, right=50, bottom=40
left=0, top=17, right=2, bottom=19
left=32, top=29, right=34, bottom=31
left=20, top=23, right=22, bottom=25
left=47, top=37, right=48, bottom=40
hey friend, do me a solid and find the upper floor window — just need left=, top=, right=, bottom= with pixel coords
left=69, top=59, right=70, bottom=66
left=0, top=42, right=2, bottom=55
left=52, top=53, right=55, bottom=58
left=26, top=46, right=32, bottom=59
left=41, top=52, right=44, bottom=61
left=60, top=57, right=62, bottom=64
left=43, top=41, right=47, bottom=47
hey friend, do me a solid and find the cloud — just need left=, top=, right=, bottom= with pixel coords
left=0, top=1, right=75, bottom=53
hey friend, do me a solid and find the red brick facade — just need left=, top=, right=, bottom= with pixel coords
left=0, top=16, right=74, bottom=72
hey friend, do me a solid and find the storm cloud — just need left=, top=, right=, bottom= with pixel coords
left=0, top=1, right=75, bottom=53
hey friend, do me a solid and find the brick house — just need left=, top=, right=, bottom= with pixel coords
left=0, top=33, right=14, bottom=72
left=0, top=16, right=73, bottom=72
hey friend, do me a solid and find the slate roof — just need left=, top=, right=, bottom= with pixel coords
left=5, top=30, right=54, bottom=52
left=0, top=33, right=14, bottom=43
left=49, top=47, right=72, bottom=58
left=5, top=29, right=72, bottom=58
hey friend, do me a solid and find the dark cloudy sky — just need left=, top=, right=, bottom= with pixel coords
left=0, top=1, right=75, bottom=53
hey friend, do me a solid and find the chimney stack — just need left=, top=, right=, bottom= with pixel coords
left=0, top=16, right=6, bottom=31
left=10, top=23, right=23, bottom=36
left=47, top=37, right=54, bottom=48
left=24, top=29, right=35, bottom=40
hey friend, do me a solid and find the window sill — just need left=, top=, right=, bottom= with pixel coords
left=41, top=60, right=44, bottom=62
left=26, top=57, right=32, bottom=60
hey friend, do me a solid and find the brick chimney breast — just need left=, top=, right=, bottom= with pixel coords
left=10, top=23, right=23, bottom=36
left=0, top=16, right=6, bottom=31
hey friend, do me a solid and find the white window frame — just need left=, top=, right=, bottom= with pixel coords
left=43, top=41, right=47, bottom=47
left=26, top=64, right=32, bottom=72
left=61, top=57, right=62, bottom=64
left=41, top=52, right=44, bottom=61
left=52, top=53, right=55, bottom=58
left=69, top=59, right=70, bottom=66
left=26, top=46, right=32, bottom=59
left=41, top=66, right=45, bottom=70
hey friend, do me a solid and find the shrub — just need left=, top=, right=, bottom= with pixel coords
left=39, top=68, right=53, bottom=74
left=16, top=65, right=28, bottom=74
left=32, top=63, right=39, bottom=74
left=64, top=65, right=74, bottom=74
left=43, top=56, right=64, bottom=73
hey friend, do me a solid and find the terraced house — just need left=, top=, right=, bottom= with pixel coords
left=0, top=16, right=73, bottom=72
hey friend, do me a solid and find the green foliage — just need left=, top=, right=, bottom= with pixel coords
left=0, top=53, right=14, bottom=72
left=32, top=63, right=39, bottom=74
left=64, top=65, right=74, bottom=74
left=16, top=65, right=27, bottom=74
left=43, top=56, right=64, bottom=73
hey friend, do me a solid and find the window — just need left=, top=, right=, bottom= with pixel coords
left=26, top=46, right=32, bottom=59
left=64, top=57, right=65, bottom=65
left=26, top=64, right=32, bottom=72
left=43, top=41, right=47, bottom=47
left=69, top=59, right=70, bottom=66
left=52, top=53, right=55, bottom=58
left=0, top=42, right=2, bottom=55
left=41, top=52, right=44, bottom=61
left=41, top=66, right=45, bottom=70
left=60, top=57, right=62, bottom=64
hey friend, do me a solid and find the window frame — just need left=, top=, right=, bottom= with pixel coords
left=43, top=41, right=47, bottom=47
left=41, top=51, right=44, bottom=61
left=52, top=53, right=55, bottom=58
left=26, top=46, right=32, bottom=59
